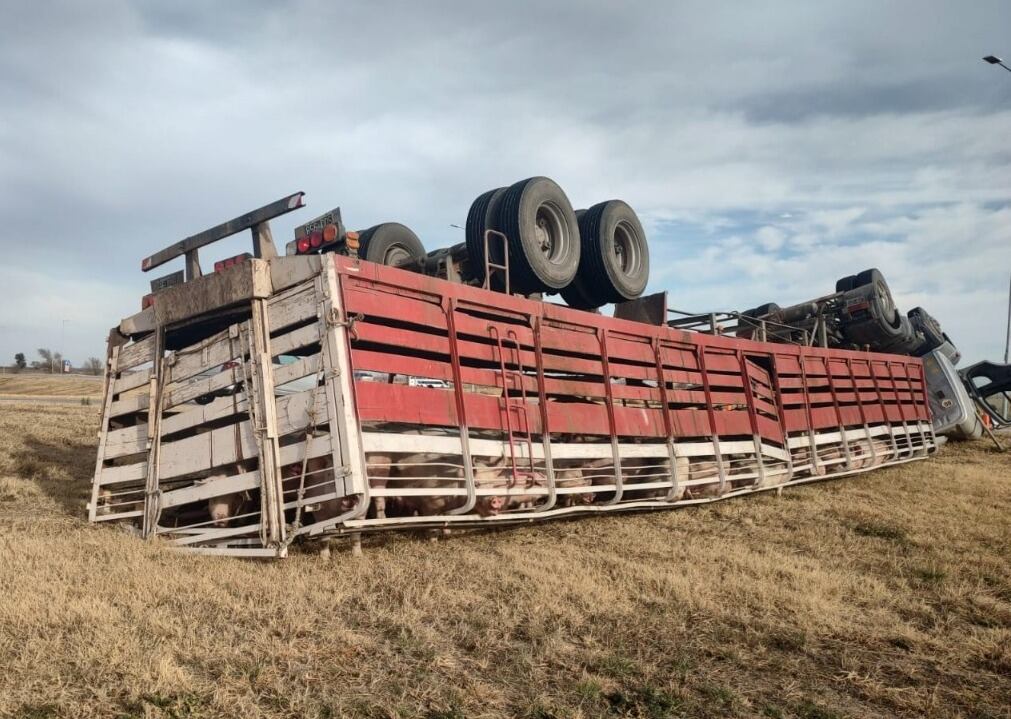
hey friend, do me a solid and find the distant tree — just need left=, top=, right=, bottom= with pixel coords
left=14, top=353, right=26, bottom=371
left=36, top=348, right=62, bottom=373
left=84, top=357, right=104, bottom=376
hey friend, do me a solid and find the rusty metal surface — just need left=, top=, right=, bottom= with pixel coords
left=141, top=192, right=305, bottom=272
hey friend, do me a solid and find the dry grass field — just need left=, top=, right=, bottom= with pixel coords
left=0, top=373, right=103, bottom=398
left=0, top=402, right=1008, bottom=719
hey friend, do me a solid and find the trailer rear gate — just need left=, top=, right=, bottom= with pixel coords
left=89, top=254, right=935, bottom=557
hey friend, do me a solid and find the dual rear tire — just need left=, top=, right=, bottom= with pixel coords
left=467, top=177, right=582, bottom=295
left=465, top=178, right=649, bottom=306
left=562, top=200, right=649, bottom=309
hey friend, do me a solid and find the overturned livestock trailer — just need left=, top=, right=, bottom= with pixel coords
left=89, top=193, right=937, bottom=557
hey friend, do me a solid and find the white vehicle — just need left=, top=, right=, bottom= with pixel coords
left=408, top=376, right=450, bottom=389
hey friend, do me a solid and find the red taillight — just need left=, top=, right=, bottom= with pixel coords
left=213, top=253, right=252, bottom=271
left=297, top=237, right=311, bottom=253
left=322, top=223, right=338, bottom=244
left=310, top=231, right=323, bottom=248
left=221, top=360, right=239, bottom=370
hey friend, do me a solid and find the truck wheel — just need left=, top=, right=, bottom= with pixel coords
left=742, top=302, right=782, bottom=320
left=854, top=268, right=897, bottom=322
left=357, top=223, right=426, bottom=267
left=575, top=200, right=650, bottom=304
left=495, top=176, right=581, bottom=294
left=560, top=274, right=599, bottom=309
left=465, top=187, right=507, bottom=282
left=835, top=274, right=857, bottom=293
left=875, top=314, right=920, bottom=354
left=739, top=303, right=790, bottom=340
left=907, top=307, right=945, bottom=355
left=839, top=281, right=904, bottom=348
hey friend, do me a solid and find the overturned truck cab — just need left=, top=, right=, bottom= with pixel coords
left=89, top=194, right=938, bottom=557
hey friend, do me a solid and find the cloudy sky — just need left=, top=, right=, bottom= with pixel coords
left=1, top=0, right=1009, bottom=367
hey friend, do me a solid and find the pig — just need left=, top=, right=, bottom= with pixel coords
left=393, top=454, right=512, bottom=517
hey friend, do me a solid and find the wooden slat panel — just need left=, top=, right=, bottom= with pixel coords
left=99, top=431, right=334, bottom=487
left=118, top=335, right=156, bottom=371
left=114, top=369, right=152, bottom=394
left=104, top=386, right=327, bottom=462
left=267, top=284, right=318, bottom=333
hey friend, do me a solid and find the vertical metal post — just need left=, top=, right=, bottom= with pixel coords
left=766, top=352, right=795, bottom=483
left=530, top=315, right=557, bottom=512
left=652, top=339, right=680, bottom=501
left=869, top=360, right=901, bottom=460
left=737, top=352, right=767, bottom=488
left=1003, top=271, right=1011, bottom=418
left=445, top=298, right=477, bottom=515
left=821, top=356, right=852, bottom=470
left=886, top=360, right=915, bottom=458
left=696, top=346, right=727, bottom=494
left=184, top=249, right=202, bottom=282
left=251, top=221, right=278, bottom=260
left=797, top=348, right=821, bottom=474
left=304, top=260, right=372, bottom=537
left=845, top=357, right=877, bottom=467
left=907, top=361, right=936, bottom=454
left=597, top=328, right=624, bottom=504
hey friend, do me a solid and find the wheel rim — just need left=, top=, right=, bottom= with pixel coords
left=873, top=281, right=898, bottom=327
left=613, top=220, right=642, bottom=278
left=383, top=244, right=412, bottom=266
left=532, top=201, right=570, bottom=263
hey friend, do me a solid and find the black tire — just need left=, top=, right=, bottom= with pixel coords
left=835, top=274, right=857, bottom=293
left=840, top=284, right=903, bottom=347
left=855, top=268, right=884, bottom=287
left=558, top=210, right=594, bottom=307
left=741, top=302, right=782, bottom=320
left=739, top=303, right=791, bottom=341
left=907, top=306, right=945, bottom=355
left=853, top=268, right=898, bottom=324
left=874, top=314, right=920, bottom=354
left=560, top=274, right=599, bottom=309
left=574, top=200, right=650, bottom=305
left=357, top=223, right=426, bottom=267
left=494, top=176, right=581, bottom=294
left=464, top=187, right=507, bottom=282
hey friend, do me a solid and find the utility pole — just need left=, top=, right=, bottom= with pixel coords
left=983, top=56, right=1011, bottom=416
left=1005, top=272, right=1010, bottom=365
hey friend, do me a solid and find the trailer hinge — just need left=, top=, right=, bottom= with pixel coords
left=327, top=309, right=363, bottom=338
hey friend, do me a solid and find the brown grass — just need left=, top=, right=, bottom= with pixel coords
left=0, top=373, right=103, bottom=398
left=1, top=403, right=1009, bottom=719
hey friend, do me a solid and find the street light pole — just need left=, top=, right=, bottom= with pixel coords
left=983, top=55, right=1011, bottom=73
left=984, top=55, right=1011, bottom=416
left=1005, top=272, right=1011, bottom=365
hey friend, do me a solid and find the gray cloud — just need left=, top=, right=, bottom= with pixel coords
left=1, top=0, right=1009, bottom=365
